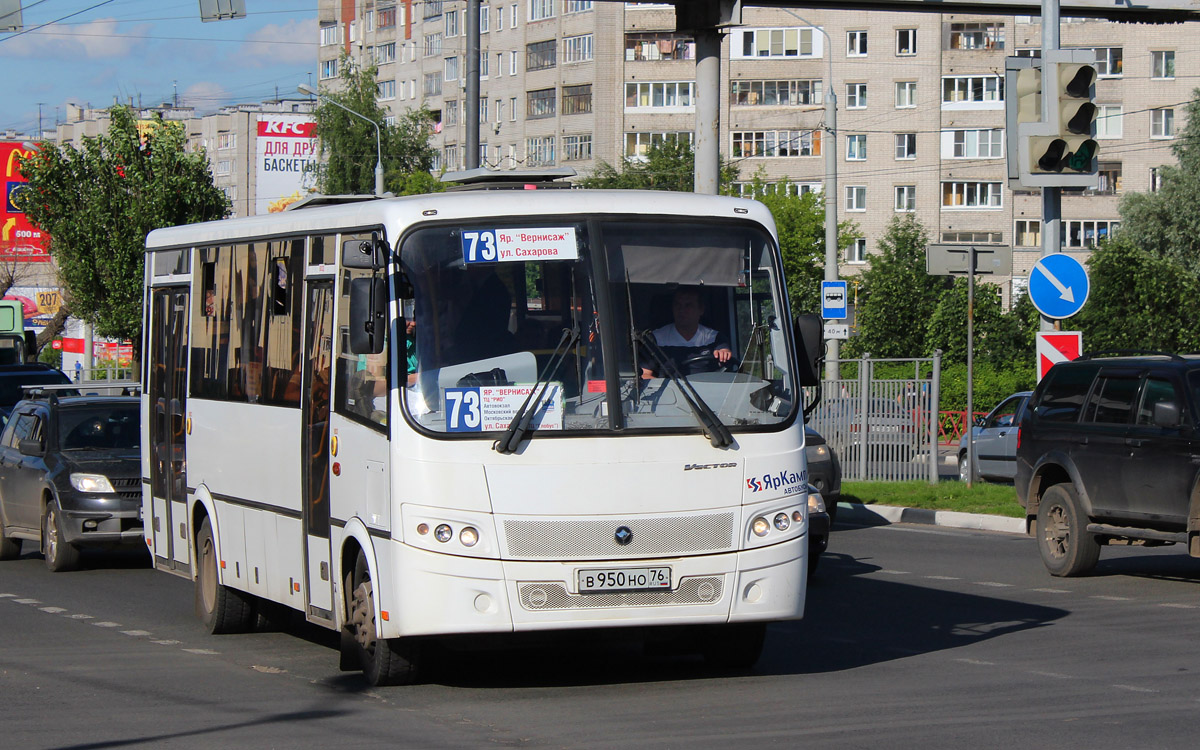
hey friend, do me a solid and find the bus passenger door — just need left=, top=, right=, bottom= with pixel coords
left=148, top=287, right=190, bottom=573
left=302, top=281, right=336, bottom=624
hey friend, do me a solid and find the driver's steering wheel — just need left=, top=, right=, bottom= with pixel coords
left=680, top=351, right=735, bottom=375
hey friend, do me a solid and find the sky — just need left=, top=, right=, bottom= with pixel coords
left=0, top=0, right=317, bottom=136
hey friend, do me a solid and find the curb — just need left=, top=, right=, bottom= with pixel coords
left=834, top=501, right=1026, bottom=535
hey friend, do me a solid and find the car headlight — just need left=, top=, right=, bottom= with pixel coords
left=809, top=444, right=829, bottom=459
left=807, top=490, right=826, bottom=515
left=70, top=473, right=115, bottom=493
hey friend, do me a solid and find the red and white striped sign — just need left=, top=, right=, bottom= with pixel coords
left=1036, top=331, right=1083, bottom=381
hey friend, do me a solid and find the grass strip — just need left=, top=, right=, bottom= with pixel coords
left=841, top=480, right=1025, bottom=518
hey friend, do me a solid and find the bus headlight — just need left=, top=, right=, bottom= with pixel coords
left=459, top=526, right=479, bottom=547
left=752, top=516, right=771, bottom=537
left=773, top=512, right=790, bottom=531
left=70, top=473, right=114, bottom=493
left=434, top=524, right=453, bottom=543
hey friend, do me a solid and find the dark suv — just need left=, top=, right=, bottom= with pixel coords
left=0, top=389, right=142, bottom=571
left=1016, top=353, right=1200, bottom=576
left=0, top=363, right=73, bottom=422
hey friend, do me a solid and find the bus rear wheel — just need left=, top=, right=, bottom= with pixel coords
left=195, top=517, right=254, bottom=634
left=344, top=559, right=420, bottom=686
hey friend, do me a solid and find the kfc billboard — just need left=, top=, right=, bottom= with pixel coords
left=255, top=114, right=317, bottom=215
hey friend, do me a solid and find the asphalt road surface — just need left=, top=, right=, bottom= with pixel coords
left=3, top=522, right=1200, bottom=749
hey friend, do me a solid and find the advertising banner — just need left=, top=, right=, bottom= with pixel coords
left=0, top=142, right=49, bottom=262
left=255, top=114, right=317, bottom=215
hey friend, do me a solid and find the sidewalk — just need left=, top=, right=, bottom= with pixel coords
left=833, top=500, right=1026, bottom=535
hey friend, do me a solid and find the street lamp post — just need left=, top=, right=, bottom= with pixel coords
left=298, top=83, right=384, bottom=197
left=779, top=10, right=839, bottom=381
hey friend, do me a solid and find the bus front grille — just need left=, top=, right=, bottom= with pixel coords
left=502, top=513, right=736, bottom=559
left=517, top=577, right=724, bottom=611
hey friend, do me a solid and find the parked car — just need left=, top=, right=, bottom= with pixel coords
left=808, top=397, right=920, bottom=462
left=1016, top=353, right=1200, bottom=576
left=958, top=391, right=1032, bottom=482
left=0, top=364, right=73, bottom=422
left=805, top=426, right=842, bottom=523
left=0, top=389, right=142, bottom=571
left=806, top=485, right=829, bottom=577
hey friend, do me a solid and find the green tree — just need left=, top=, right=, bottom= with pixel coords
left=925, top=278, right=1027, bottom=365
left=311, top=55, right=437, bottom=195
left=18, top=105, right=228, bottom=347
left=579, top=137, right=738, bottom=192
left=1117, top=91, right=1200, bottom=277
left=844, top=214, right=951, bottom=358
left=1073, top=236, right=1200, bottom=352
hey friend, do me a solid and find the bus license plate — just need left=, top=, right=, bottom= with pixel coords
left=578, top=567, right=671, bottom=593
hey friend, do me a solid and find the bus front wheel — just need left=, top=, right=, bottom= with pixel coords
left=344, top=556, right=420, bottom=686
left=195, top=517, right=254, bottom=634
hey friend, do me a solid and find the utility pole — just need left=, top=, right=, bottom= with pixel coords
left=465, top=0, right=480, bottom=169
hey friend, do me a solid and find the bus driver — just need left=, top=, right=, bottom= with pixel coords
left=641, top=286, right=733, bottom=378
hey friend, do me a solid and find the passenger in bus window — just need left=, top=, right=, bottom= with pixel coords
left=449, top=273, right=517, bottom=364
left=640, top=286, right=732, bottom=378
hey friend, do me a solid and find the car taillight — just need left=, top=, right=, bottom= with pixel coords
left=1016, top=424, right=1022, bottom=450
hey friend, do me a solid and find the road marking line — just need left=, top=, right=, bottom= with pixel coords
left=974, top=581, right=1014, bottom=588
left=39, top=606, right=67, bottom=613
left=955, top=658, right=996, bottom=666
left=182, top=648, right=219, bottom=655
left=121, top=630, right=152, bottom=637
left=879, top=570, right=911, bottom=575
left=1159, top=603, right=1197, bottom=609
left=1030, top=588, right=1071, bottom=594
left=14, top=598, right=40, bottom=604
left=92, top=621, right=121, bottom=628
left=151, top=640, right=181, bottom=646
left=924, top=575, right=961, bottom=580
left=67, top=614, right=93, bottom=620
left=1030, top=671, right=1075, bottom=679
left=1092, top=595, right=1132, bottom=602
left=1113, top=684, right=1158, bottom=693
left=0, top=593, right=16, bottom=598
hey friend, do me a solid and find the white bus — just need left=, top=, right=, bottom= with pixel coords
left=141, top=173, right=822, bottom=685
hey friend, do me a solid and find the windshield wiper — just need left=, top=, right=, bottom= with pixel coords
left=494, top=326, right=580, bottom=454
left=635, top=330, right=733, bottom=448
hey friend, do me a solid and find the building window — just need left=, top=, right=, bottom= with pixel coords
left=1152, top=50, right=1176, bottom=79
left=423, top=72, right=442, bottom=96
left=1152, top=108, right=1175, bottom=138
left=444, top=100, right=459, bottom=126
left=734, top=27, right=819, bottom=59
left=1094, top=162, right=1122, bottom=195
left=948, top=22, right=1005, bottom=50
left=377, top=79, right=396, bottom=100
left=847, top=30, right=867, bottom=56
left=896, top=28, right=917, bottom=56
left=216, top=132, right=236, bottom=150
left=529, top=0, right=554, bottom=21
left=731, top=130, right=822, bottom=157
left=563, top=133, right=593, bottom=160
left=444, top=144, right=460, bottom=171
left=445, top=8, right=459, bottom=36
left=942, top=75, right=1004, bottom=107
left=626, top=81, right=694, bottom=109
left=1149, top=167, right=1164, bottom=192
left=626, top=32, right=695, bottom=61
left=846, top=82, right=867, bottom=109
left=216, top=160, right=232, bottom=176
left=895, top=185, right=916, bottom=212
left=895, top=133, right=916, bottom=159
left=511, top=3, right=519, bottom=27
left=846, top=134, right=867, bottom=160
left=1096, top=104, right=1123, bottom=139
left=625, top=131, right=693, bottom=158
left=376, top=42, right=397, bottom=64
left=895, top=81, right=916, bottom=108
left=947, top=128, right=1003, bottom=158
left=444, top=56, right=459, bottom=81
left=1062, top=220, right=1119, bottom=248
left=378, top=6, right=396, bottom=28
left=319, top=23, right=339, bottom=47
left=510, top=50, right=519, bottom=75
left=565, top=1, right=593, bottom=12
left=424, top=33, right=443, bottom=57
left=943, top=231, right=1003, bottom=244
left=563, top=34, right=594, bottom=63
left=480, top=4, right=490, bottom=31
left=424, top=0, right=444, bottom=19
left=942, top=181, right=1002, bottom=208
left=510, top=96, right=517, bottom=120
left=526, top=136, right=556, bottom=165
left=480, top=51, right=490, bottom=78
left=1093, top=47, right=1123, bottom=77
left=320, top=59, right=338, bottom=79
left=845, top=185, right=867, bottom=212
left=730, top=79, right=821, bottom=106
left=478, top=98, right=490, bottom=123
left=527, top=39, right=556, bottom=70
left=527, top=87, right=556, bottom=118
left=847, top=238, right=867, bottom=263
left=563, top=84, right=592, bottom=114
left=1014, top=220, right=1041, bottom=247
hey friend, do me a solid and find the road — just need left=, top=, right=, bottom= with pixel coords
left=3, top=523, right=1200, bottom=749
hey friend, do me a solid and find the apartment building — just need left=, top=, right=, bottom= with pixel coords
left=325, top=2, right=1189, bottom=298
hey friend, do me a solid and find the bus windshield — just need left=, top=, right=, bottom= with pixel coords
left=400, top=216, right=797, bottom=437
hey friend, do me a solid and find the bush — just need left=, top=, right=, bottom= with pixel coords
left=937, top=361, right=1034, bottom=413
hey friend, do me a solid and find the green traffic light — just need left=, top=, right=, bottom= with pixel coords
left=1065, top=139, right=1098, bottom=172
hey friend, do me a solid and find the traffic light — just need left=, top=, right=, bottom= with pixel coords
left=1026, top=62, right=1098, bottom=175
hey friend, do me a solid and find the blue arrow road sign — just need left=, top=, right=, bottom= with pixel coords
left=1029, top=253, right=1089, bottom=319
left=821, top=281, right=848, bottom=319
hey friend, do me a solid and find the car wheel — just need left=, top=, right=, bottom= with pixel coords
left=1037, top=484, right=1100, bottom=577
left=195, top=516, right=255, bottom=634
left=344, top=554, right=420, bottom=686
left=700, top=622, right=766, bottom=669
left=958, top=453, right=970, bottom=482
left=43, top=502, right=81, bottom=572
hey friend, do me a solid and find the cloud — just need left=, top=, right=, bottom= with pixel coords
left=181, top=82, right=231, bottom=114
left=238, top=19, right=316, bottom=68
left=0, top=18, right=149, bottom=60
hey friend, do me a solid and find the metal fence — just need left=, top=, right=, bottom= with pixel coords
left=806, top=354, right=941, bottom=483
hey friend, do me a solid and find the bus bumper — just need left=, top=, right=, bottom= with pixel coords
left=380, top=533, right=806, bottom=639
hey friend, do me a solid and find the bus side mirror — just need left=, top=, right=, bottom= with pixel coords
left=348, top=277, right=387, bottom=355
left=23, top=331, right=36, bottom=363
left=342, top=233, right=386, bottom=269
left=793, top=313, right=823, bottom=387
